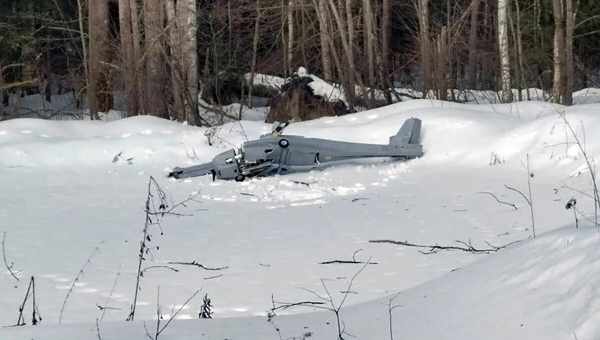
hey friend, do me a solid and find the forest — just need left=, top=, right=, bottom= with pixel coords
left=1, top=0, right=600, bottom=123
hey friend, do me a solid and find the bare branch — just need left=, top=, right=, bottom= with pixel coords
left=477, top=191, right=518, bottom=210
left=369, top=239, right=521, bottom=254
left=504, top=185, right=531, bottom=206
left=167, top=261, right=228, bottom=271
left=2, top=232, right=20, bottom=281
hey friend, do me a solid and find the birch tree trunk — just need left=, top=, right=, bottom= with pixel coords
left=498, top=0, right=513, bottom=103
left=552, top=0, right=566, bottom=104
left=168, top=0, right=199, bottom=124
left=565, top=0, right=576, bottom=105
left=180, top=0, right=199, bottom=124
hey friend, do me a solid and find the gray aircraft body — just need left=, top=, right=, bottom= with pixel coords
left=168, top=118, right=423, bottom=181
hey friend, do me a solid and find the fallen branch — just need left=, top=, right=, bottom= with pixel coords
left=369, top=239, right=520, bottom=254
left=320, top=260, right=378, bottom=265
left=167, top=261, right=228, bottom=271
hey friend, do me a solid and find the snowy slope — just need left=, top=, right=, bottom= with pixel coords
left=1, top=100, right=600, bottom=339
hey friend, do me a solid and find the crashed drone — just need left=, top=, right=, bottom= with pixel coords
left=168, top=118, right=423, bottom=181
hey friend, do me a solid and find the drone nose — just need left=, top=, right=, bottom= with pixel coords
left=168, top=168, right=183, bottom=178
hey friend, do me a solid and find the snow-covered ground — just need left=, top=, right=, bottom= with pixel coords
left=1, top=99, right=600, bottom=339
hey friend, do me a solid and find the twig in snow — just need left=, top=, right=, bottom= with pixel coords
left=167, top=261, right=228, bottom=271
left=320, top=249, right=378, bottom=265
left=270, top=300, right=326, bottom=313
left=477, top=191, right=518, bottom=210
left=369, top=239, right=521, bottom=254
left=388, top=293, right=402, bottom=340
left=59, top=243, right=102, bottom=324
left=203, top=274, right=224, bottom=280
left=96, top=318, right=102, bottom=340
left=561, top=114, right=600, bottom=228
left=141, top=265, right=180, bottom=276
left=2, top=232, right=20, bottom=281
left=147, top=288, right=200, bottom=340
left=99, top=265, right=122, bottom=322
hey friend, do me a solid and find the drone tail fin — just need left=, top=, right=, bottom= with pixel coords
left=389, top=118, right=422, bottom=146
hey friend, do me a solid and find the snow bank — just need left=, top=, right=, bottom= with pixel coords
left=2, top=99, right=600, bottom=339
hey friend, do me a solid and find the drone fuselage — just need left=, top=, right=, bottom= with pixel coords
left=169, top=118, right=423, bottom=181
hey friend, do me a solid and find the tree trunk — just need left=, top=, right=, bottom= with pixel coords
left=466, top=0, right=480, bottom=89
left=248, top=0, right=261, bottom=108
left=166, top=0, right=182, bottom=119
left=381, top=0, right=392, bottom=103
left=130, top=0, right=143, bottom=108
left=287, top=0, right=294, bottom=74
left=88, top=0, right=113, bottom=118
left=168, top=0, right=199, bottom=124
left=514, top=0, right=527, bottom=100
left=317, top=0, right=332, bottom=80
left=565, top=0, right=576, bottom=105
left=362, top=0, right=375, bottom=90
left=498, top=0, right=513, bottom=103
left=327, top=0, right=359, bottom=107
left=417, top=0, right=432, bottom=97
left=118, top=0, right=139, bottom=115
left=552, top=0, right=566, bottom=104
left=345, top=0, right=355, bottom=81
left=143, top=0, right=167, bottom=116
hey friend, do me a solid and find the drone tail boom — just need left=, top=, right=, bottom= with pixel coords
left=389, top=118, right=421, bottom=146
